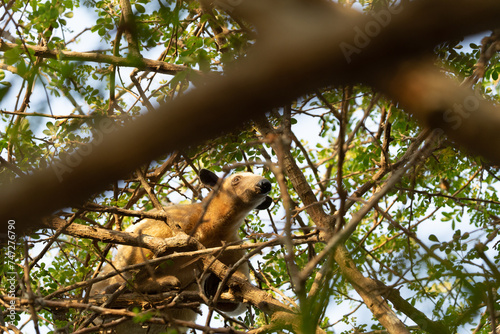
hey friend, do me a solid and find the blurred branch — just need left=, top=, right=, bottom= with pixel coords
left=3, top=0, right=500, bottom=259
left=378, top=61, right=500, bottom=166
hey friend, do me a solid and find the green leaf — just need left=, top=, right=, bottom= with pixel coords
left=0, top=86, right=10, bottom=102
left=492, top=70, right=498, bottom=81
left=428, top=234, right=439, bottom=242
left=135, top=4, right=146, bottom=13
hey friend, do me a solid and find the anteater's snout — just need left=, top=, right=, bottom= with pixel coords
left=257, top=179, right=272, bottom=194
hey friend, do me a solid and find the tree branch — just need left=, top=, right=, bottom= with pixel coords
left=41, top=216, right=196, bottom=254
left=118, top=0, right=141, bottom=58
left=0, top=40, right=191, bottom=75
left=257, top=117, right=416, bottom=334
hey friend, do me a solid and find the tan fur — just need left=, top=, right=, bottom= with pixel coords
left=91, top=171, right=272, bottom=333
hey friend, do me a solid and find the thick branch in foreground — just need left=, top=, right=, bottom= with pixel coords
left=379, top=61, right=500, bottom=162
left=3, top=0, right=500, bottom=243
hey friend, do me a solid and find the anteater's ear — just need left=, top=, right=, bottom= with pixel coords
left=200, top=169, right=219, bottom=187
left=256, top=196, right=273, bottom=210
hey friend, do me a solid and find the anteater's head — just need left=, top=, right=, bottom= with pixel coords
left=200, top=169, right=273, bottom=211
